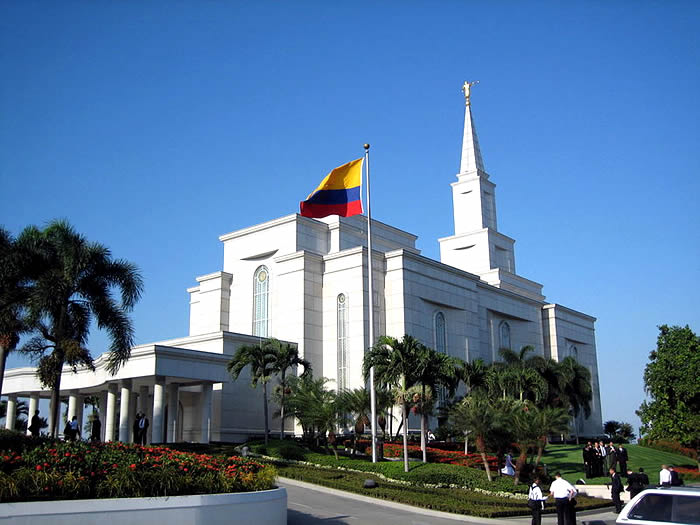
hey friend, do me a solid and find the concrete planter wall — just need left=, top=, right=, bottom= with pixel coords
left=575, top=484, right=629, bottom=502
left=0, top=487, right=287, bottom=525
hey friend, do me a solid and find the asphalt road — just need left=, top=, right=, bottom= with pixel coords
left=280, top=478, right=619, bottom=525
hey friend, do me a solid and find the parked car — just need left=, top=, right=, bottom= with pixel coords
left=616, top=487, right=700, bottom=525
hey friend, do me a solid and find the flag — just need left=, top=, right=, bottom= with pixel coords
left=299, top=158, right=363, bottom=218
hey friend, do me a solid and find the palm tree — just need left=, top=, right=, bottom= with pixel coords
left=455, top=358, right=489, bottom=453
left=413, top=346, right=459, bottom=462
left=496, top=346, right=548, bottom=402
left=559, top=356, right=593, bottom=444
left=227, top=340, right=277, bottom=444
left=363, top=334, right=422, bottom=472
left=531, top=405, right=570, bottom=466
left=0, top=227, right=37, bottom=396
left=510, top=400, right=539, bottom=485
left=450, top=392, right=501, bottom=481
left=267, top=338, right=311, bottom=440
left=20, top=221, right=143, bottom=437
left=337, top=387, right=392, bottom=456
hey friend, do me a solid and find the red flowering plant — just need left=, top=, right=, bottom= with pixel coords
left=370, top=442, right=498, bottom=469
left=0, top=440, right=276, bottom=503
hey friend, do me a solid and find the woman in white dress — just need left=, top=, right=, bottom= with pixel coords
left=501, top=451, right=515, bottom=476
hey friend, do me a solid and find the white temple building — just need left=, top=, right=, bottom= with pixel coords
left=2, top=87, right=604, bottom=442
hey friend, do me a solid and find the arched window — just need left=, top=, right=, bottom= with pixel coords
left=434, top=312, right=447, bottom=354
left=337, top=294, right=349, bottom=391
left=253, top=266, right=269, bottom=337
left=499, top=321, right=511, bottom=350
left=434, top=312, right=447, bottom=404
left=569, top=344, right=579, bottom=360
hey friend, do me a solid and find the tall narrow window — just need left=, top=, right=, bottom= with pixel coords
left=569, top=344, right=579, bottom=360
left=337, top=294, right=349, bottom=391
left=434, top=312, right=447, bottom=404
left=499, top=321, right=511, bottom=351
left=253, top=266, right=269, bottom=337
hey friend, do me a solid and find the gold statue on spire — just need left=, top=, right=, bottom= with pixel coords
left=462, top=80, right=480, bottom=106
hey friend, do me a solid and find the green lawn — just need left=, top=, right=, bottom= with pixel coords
left=540, top=444, right=695, bottom=485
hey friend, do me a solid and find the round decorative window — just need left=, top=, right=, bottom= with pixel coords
left=257, top=270, right=268, bottom=282
left=338, top=293, right=346, bottom=304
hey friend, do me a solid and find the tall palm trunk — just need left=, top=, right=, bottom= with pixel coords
left=535, top=437, right=547, bottom=466
left=464, top=431, right=469, bottom=454
left=279, top=370, right=286, bottom=440
left=263, top=381, right=269, bottom=444
left=513, top=448, right=528, bottom=485
left=50, top=365, right=63, bottom=438
left=477, top=435, right=492, bottom=482
left=402, top=401, right=409, bottom=472
left=0, top=341, right=9, bottom=397
left=420, top=384, right=427, bottom=463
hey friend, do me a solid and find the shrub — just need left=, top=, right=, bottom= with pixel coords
left=0, top=440, right=277, bottom=503
left=639, top=439, right=698, bottom=462
left=279, top=443, right=307, bottom=461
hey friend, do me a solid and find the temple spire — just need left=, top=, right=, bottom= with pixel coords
left=460, top=80, right=485, bottom=174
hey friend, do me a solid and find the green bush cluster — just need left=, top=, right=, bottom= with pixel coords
left=0, top=433, right=277, bottom=503
left=246, top=439, right=527, bottom=494
left=275, top=463, right=610, bottom=518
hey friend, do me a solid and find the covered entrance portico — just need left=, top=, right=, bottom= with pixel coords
left=3, top=344, right=231, bottom=444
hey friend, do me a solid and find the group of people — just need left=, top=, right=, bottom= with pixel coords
left=582, top=441, right=628, bottom=478
left=527, top=472, right=578, bottom=525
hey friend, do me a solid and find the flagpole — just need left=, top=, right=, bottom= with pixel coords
left=364, top=143, right=378, bottom=463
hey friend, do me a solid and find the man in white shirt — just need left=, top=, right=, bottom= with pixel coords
left=660, top=464, right=672, bottom=486
left=549, top=472, right=577, bottom=525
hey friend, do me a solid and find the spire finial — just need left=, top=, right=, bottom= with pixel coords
left=462, top=80, right=480, bottom=106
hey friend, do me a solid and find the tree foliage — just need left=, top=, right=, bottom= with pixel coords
left=637, top=324, right=700, bottom=447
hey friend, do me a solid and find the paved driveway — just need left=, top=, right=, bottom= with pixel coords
left=280, top=478, right=618, bottom=525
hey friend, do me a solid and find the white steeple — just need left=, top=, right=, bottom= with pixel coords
left=439, top=82, right=544, bottom=301
left=460, top=91, right=486, bottom=174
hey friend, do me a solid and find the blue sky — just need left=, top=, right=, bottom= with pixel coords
left=2, top=1, right=699, bottom=434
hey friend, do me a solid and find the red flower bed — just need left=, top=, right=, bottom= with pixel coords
left=365, top=442, right=498, bottom=469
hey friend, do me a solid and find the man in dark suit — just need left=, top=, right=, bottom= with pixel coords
left=617, top=445, right=628, bottom=475
left=608, top=443, right=618, bottom=473
left=583, top=444, right=593, bottom=478
left=626, top=469, right=643, bottom=499
left=610, top=468, right=624, bottom=513
left=638, top=467, right=649, bottom=487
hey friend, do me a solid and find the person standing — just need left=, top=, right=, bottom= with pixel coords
left=610, top=468, right=624, bottom=513
left=626, top=469, right=643, bottom=499
left=528, top=477, right=548, bottom=525
left=617, top=445, right=628, bottom=475
left=69, top=416, right=80, bottom=441
left=138, top=413, right=149, bottom=445
left=28, top=410, right=42, bottom=437
left=669, top=466, right=684, bottom=486
left=660, top=464, right=672, bottom=486
left=599, top=441, right=608, bottom=472
left=133, top=412, right=142, bottom=444
left=607, top=442, right=618, bottom=473
left=549, top=472, right=577, bottom=525
left=583, top=443, right=593, bottom=478
left=638, top=468, right=649, bottom=489
left=501, top=450, right=515, bottom=476
left=592, top=442, right=603, bottom=477
left=90, top=414, right=102, bottom=442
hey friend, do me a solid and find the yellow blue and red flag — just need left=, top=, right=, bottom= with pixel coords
left=299, top=158, right=363, bottom=218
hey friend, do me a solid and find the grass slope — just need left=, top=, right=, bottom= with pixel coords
left=540, top=444, right=695, bottom=485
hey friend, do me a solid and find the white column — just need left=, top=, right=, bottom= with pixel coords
left=167, top=383, right=179, bottom=443
left=26, top=394, right=40, bottom=436
left=99, top=390, right=109, bottom=441
left=4, top=395, right=17, bottom=430
left=152, top=377, right=165, bottom=444
left=200, top=383, right=213, bottom=444
left=105, top=383, right=118, bottom=442
left=67, top=392, right=78, bottom=420
left=48, top=397, right=56, bottom=436
left=118, top=379, right=132, bottom=443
